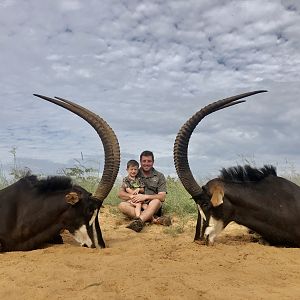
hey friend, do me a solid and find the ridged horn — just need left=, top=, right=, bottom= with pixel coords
left=173, top=90, right=267, bottom=197
left=33, top=94, right=120, bottom=201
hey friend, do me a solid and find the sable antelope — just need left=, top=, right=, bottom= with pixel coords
left=0, top=95, right=120, bottom=251
left=174, top=90, right=300, bottom=247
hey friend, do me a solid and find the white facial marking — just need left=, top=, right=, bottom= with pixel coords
left=204, top=216, right=224, bottom=246
left=197, top=204, right=206, bottom=238
left=89, top=209, right=98, bottom=226
left=92, top=220, right=101, bottom=249
left=197, top=204, right=207, bottom=221
left=89, top=209, right=101, bottom=249
left=73, top=225, right=93, bottom=248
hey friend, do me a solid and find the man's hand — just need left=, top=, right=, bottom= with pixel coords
left=132, top=188, right=140, bottom=195
left=130, top=193, right=147, bottom=203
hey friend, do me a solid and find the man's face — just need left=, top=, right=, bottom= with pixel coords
left=140, top=155, right=154, bottom=172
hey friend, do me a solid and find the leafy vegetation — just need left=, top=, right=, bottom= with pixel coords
left=1, top=148, right=300, bottom=236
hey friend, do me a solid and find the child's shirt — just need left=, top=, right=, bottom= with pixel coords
left=121, top=176, right=145, bottom=191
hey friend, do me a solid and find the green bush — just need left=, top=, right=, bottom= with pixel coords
left=0, top=169, right=10, bottom=190
left=1, top=150, right=300, bottom=221
left=163, top=176, right=197, bottom=217
left=103, top=176, right=199, bottom=218
left=102, top=176, right=198, bottom=218
left=103, top=184, right=122, bottom=206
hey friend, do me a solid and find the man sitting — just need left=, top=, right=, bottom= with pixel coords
left=118, top=150, right=171, bottom=232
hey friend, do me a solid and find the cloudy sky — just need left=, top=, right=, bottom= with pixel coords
left=1, top=0, right=300, bottom=181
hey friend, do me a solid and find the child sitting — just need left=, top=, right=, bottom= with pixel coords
left=121, top=160, right=147, bottom=218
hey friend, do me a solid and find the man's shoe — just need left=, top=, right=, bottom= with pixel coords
left=126, top=218, right=144, bottom=232
left=153, top=215, right=172, bottom=226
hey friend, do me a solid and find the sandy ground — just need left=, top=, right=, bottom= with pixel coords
left=1, top=206, right=300, bottom=300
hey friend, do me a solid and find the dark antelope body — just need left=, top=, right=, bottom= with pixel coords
left=174, top=90, right=300, bottom=247
left=0, top=95, right=120, bottom=252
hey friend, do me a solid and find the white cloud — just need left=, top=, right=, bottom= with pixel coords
left=59, top=0, right=81, bottom=11
left=0, top=0, right=300, bottom=180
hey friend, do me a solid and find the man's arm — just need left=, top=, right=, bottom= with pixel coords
left=146, top=192, right=166, bottom=202
left=130, top=191, right=166, bottom=203
left=136, top=187, right=144, bottom=194
left=125, top=187, right=135, bottom=194
left=118, top=188, right=134, bottom=201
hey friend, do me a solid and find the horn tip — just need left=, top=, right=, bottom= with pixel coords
left=33, top=93, right=44, bottom=99
left=256, top=90, right=268, bottom=93
left=33, top=94, right=52, bottom=101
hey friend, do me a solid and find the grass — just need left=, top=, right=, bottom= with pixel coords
left=1, top=158, right=300, bottom=236
left=0, top=163, right=198, bottom=235
left=101, top=176, right=198, bottom=216
left=163, top=176, right=198, bottom=216
left=104, top=177, right=198, bottom=236
left=0, top=171, right=10, bottom=190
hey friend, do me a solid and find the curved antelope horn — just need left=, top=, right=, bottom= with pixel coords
left=173, top=90, right=267, bottom=198
left=33, top=94, right=120, bottom=201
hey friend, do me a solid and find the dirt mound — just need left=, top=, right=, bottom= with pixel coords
left=1, top=206, right=299, bottom=299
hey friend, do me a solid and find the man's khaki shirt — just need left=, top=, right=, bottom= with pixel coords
left=138, top=168, right=167, bottom=196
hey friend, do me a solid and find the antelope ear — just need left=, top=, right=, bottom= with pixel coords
left=65, top=192, right=80, bottom=205
left=210, top=185, right=224, bottom=207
